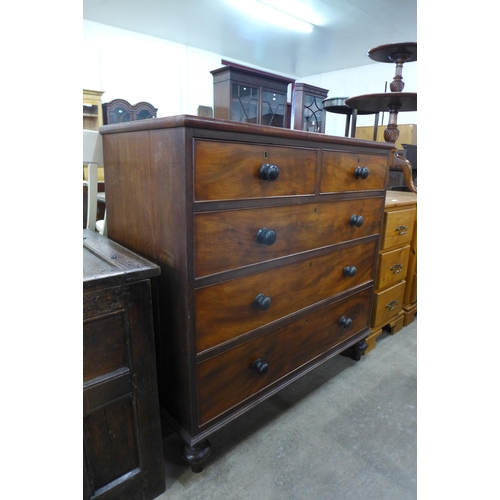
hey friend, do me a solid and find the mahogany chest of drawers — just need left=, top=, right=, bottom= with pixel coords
left=83, top=229, right=165, bottom=499
left=100, top=115, right=393, bottom=470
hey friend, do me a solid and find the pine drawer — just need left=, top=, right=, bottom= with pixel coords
left=381, top=207, right=416, bottom=250
left=371, top=280, right=406, bottom=328
left=375, top=244, right=411, bottom=290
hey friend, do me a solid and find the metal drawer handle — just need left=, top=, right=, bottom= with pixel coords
left=390, top=263, right=403, bottom=274
left=395, top=225, right=408, bottom=235
left=386, top=299, right=399, bottom=311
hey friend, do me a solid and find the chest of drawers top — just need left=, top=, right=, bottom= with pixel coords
left=101, top=114, right=393, bottom=208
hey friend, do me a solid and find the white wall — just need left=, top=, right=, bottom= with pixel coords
left=83, top=20, right=417, bottom=136
left=83, top=20, right=221, bottom=117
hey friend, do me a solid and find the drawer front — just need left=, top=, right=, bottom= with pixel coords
left=381, top=208, right=416, bottom=249
left=320, top=151, right=388, bottom=193
left=83, top=312, right=127, bottom=382
left=376, top=244, right=410, bottom=290
left=83, top=285, right=124, bottom=321
left=194, top=197, right=383, bottom=277
left=197, top=287, right=372, bottom=425
left=371, top=280, right=406, bottom=328
left=196, top=240, right=377, bottom=352
left=194, top=140, right=317, bottom=201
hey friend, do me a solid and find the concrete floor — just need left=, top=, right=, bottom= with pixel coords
left=156, top=318, right=417, bottom=500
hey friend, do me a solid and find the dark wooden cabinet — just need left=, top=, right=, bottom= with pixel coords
left=291, top=83, right=329, bottom=132
left=100, top=115, right=393, bottom=471
left=83, top=229, right=165, bottom=500
left=102, top=98, right=157, bottom=125
left=211, top=65, right=293, bottom=127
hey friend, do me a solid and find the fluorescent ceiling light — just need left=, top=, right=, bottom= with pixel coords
left=257, top=0, right=321, bottom=25
left=228, top=0, right=314, bottom=33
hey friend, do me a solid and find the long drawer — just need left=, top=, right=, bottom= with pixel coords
left=195, top=240, right=377, bottom=352
left=194, top=140, right=317, bottom=201
left=197, top=286, right=372, bottom=426
left=194, top=197, right=383, bottom=277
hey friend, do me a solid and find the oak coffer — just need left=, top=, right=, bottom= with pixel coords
left=100, top=115, right=394, bottom=471
left=83, top=229, right=165, bottom=499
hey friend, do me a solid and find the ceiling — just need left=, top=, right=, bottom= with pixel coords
left=83, top=0, right=417, bottom=77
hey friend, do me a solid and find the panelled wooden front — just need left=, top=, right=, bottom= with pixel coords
left=101, top=115, right=393, bottom=457
left=197, top=287, right=372, bottom=425
left=83, top=230, right=165, bottom=500
left=194, top=197, right=383, bottom=277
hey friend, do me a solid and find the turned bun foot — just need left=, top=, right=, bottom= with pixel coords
left=340, top=339, right=368, bottom=361
left=182, top=439, right=211, bottom=473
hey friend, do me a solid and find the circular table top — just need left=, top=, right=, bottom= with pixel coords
left=368, top=42, right=417, bottom=63
left=345, top=92, right=417, bottom=113
left=322, top=97, right=377, bottom=116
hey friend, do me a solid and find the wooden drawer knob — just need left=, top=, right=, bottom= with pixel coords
left=252, top=358, right=270, bottom=376
left=349, top=214, right=364, bottom=227
left=254, top=293, right=272, bottom=311
left=259, top=163, right=280, bottom=181
left=256, top=227, right=277, bottom=246
left=339, top=315, right=353, bottom=329
left=354, top=166, right=370, bottom=179
left=343, top=266, right=357, bottom=277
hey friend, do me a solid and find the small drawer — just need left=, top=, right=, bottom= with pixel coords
left=195, top=240, right=377, bottom=352
left=375, top=245, right=410, bottom=290
left=197, top=287, right=372, bottom=425
left=320, top=151, right=388, bottom=193
left=194, top=197, right=383, bottom=277
left=381, top=208, right=416, bottom=249
left=371, top=280, right=406, bottom=329
left=194, top=140, right=317, bottom=201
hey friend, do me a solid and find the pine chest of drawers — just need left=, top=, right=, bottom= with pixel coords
left=100, top=115, right=393, bottom=471
left=367, top=191, right=417, bottom=352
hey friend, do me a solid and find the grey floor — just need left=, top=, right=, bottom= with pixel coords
left=156, top=317, right=417, bottom=500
